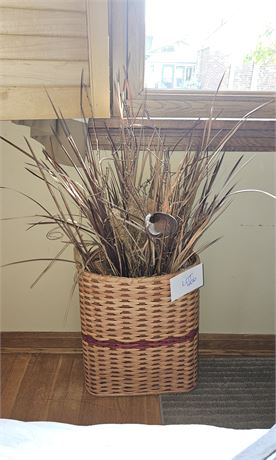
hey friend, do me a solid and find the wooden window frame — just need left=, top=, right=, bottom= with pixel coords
left=110, top=0, right=276, bottom=121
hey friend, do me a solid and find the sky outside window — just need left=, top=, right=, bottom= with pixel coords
left=145, top=0, right=276, bottom=91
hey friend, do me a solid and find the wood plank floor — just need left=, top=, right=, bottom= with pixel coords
left=0, top=353, right=161, bottom=425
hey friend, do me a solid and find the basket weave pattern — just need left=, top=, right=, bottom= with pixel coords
left=79, top=270, right=199, bottom=396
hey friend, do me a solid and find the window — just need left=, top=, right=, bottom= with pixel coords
left=111, top=0, right=275, bottom=120
left=146, top=64, right=196, bottom=89
left=162, top=65, right=174, bottom=88
left=186, top=67, right=193, bottom=82
left=145, top=0, right=276, bottom=92
left=175, top=66, right=185, bottom=88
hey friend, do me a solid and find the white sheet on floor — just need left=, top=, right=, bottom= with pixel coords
left=0, top=419, right=269, bottom=460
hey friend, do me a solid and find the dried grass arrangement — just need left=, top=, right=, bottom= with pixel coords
left=0, top=82, right=271, bottom=280
left=2, top=81, right=275, bottom=395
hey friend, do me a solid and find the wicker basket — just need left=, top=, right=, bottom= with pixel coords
left=79, top=265, right=200, bottom=397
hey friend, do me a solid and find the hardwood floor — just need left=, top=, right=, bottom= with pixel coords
left=0, top=353, right=161, bottom=425
left=1, top=333, right=274, bottom=424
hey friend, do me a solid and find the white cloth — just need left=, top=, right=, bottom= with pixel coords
left=0, top=419, right=269, bottom=460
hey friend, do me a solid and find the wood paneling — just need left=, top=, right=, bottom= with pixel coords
left=88, top=118, right=276, bottom=152
left=0, top=0, right=110, bottom=119
left=127, top=0, right=145, bottom=96
left=0, top=0, right=86, bottom=11
left=0, top=8, right=86, bottom=37
left=1, top=332, right=275, bottom=356
left=0, top=60, right=89, bottom=86
left=86, top=0, right=110, bottom=118
left=0, top=87, right=92, bottom=120
left=17, top=117, right=275, bottom=152
left=0, top=35, right=88, bottom=61
left=130, top=95, right=276, bottom=120
left=109, top=0, right=127, bottom=116
left=0, top=353, right=161, bottom=424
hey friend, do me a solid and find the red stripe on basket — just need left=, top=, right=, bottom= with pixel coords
left=82, top=327, right=198, bottom=350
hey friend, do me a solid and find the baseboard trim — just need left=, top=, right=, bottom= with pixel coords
left=199, top=334, right=275, bottom=357
left=0, top=332, right=82, bottom=354
left=1, top=332, right=275, bottom=357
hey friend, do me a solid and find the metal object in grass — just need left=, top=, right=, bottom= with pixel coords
left=145, top=212, right=178, bottom=238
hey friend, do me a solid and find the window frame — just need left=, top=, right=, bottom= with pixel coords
left=110, top=0, right=276, bottom=120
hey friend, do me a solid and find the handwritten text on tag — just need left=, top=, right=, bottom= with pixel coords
left=170, top=264, right=204, bottom=302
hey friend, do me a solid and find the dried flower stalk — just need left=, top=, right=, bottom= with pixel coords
left=0, top=80, right=271, bottom=279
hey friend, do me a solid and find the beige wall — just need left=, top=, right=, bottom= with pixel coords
left=0, top=121, right=275, bottom=333
left=0, top=121, right=80, bottom=331
left=199, top=153, right=275, bottom=333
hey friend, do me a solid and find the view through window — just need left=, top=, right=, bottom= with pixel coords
left=145, top=0, right=276, bottom=91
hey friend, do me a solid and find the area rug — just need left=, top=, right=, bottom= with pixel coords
left=161, top=357, right=275, bottom=429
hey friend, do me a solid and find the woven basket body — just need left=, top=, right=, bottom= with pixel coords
left=79, top=267, right=199, bottom=396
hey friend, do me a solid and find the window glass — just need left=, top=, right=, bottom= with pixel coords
left=145, top=0, right=276, bottom=91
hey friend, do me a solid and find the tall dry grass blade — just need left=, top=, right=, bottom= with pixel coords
left=30, top=243, right=71, bottom=288
left=1, top=258, right=77, bottom=269
left=1, top=77, right=270, bottom=281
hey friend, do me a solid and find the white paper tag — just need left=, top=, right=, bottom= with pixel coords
left=170, top=264, right=204, bottom=302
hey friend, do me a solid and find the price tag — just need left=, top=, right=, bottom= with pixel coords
left=170, top=264, right=204, bottom=302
